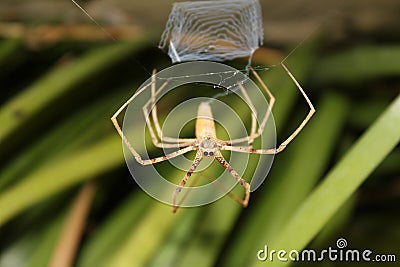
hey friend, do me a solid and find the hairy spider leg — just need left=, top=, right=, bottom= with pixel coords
left=221, top=63, right=315, bottom=155
left=226, top=66, right=275, bottom=146
left=111, top=78, right=197, bottom=165
left=142, top=70, right=196, bottom=148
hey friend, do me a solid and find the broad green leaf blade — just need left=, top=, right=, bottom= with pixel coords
left=0, top=38, right=24, bottom=80
left=26, top=202, right=70, bottom=267
left=0, top=135, right=123, bottom=226
left=0, top=87, right=133, bottom=192
left=77, top=192, right=152, bottom=267
left=220, top=91, right=350, bottom=267
left=175, top=197, right=241, bottom=267
left=0, top=205, right=68, bottom=267
left=252, top=94, right=400, bottom=267
left=146, top=208, right=205, bottom=267
left=0, top=40, right=145, bottom=146
left=314, top=45, right=400, bottom=85
left=102, top=202, right=183, bottom=267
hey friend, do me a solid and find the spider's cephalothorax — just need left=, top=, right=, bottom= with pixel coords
left=111, top=64, right=315, bottom=213
left=199, top=137, right=217, bottom=157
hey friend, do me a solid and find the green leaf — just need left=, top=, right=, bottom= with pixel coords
left=251, top=94, right=400, bottom=267
left=220, top=91, right=350, bottom=267
left=314, top=45, right=400, bottom=85
left=102, top=202, right=183, bottom=267
left=0, top=135, right=123, bottom=226
left=0, top=40, right=146, bottom=146
left=77, top=192, right=152, bottom=267
left=0, top=87, right=132, bottom=192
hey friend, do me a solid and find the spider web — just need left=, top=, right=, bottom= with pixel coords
left=159, top=0, right=264, bottom=63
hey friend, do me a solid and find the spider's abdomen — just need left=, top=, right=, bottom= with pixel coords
left=196, top=102, right=217, bottom=139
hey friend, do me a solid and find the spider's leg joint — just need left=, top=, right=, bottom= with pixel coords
left=176, top=186, right=182, bottom=193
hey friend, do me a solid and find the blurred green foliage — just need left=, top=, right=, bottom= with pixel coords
left=0, top=21, right=399, bottom=267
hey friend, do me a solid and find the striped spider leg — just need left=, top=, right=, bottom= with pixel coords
left=111, top=74, right=197, bottom=166
left=220, top=63, right=315, bottom=155
left=142, top=70, right=197, bottom=149
left=225, top=65, right=276, bottom=148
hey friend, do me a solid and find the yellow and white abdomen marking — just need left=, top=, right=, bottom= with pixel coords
left=195, top=102, right=217, bottom=139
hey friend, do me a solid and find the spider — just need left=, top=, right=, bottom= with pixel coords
left=111, top=63, right=315, bottom=213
